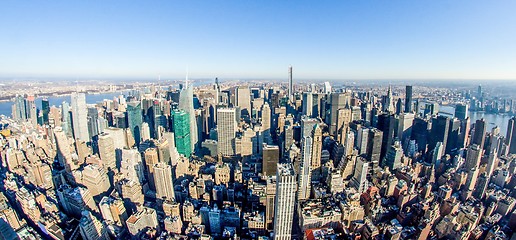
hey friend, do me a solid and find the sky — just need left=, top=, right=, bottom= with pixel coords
left=1, top=1, right=516, bottom=81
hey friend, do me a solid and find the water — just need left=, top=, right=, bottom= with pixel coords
left=440, top=105, right=513, bottom=136
left=0, top=91, right=129, bottom=117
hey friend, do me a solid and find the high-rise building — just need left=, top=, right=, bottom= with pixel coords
left=405, top=85, right=413, bottom=113
left=273, top=163, right=297, bottom=240
left=366, top=128, right=383, bottom=170
left=179, top=80, right=198, bottom=151
left=288, top=66, right=293, bottom=101
left=99, top=196, right=128, bottom=227
left=97, top=133, right=116, bottom=171
left=171, top=109, right=192, bottom=158
left=127, top=101, right=143, bottom=146
left=71, top=92, right=90, bottom=142
left=507, top=117, right=516, bottom=154
left=41, top=98, right=50, bottom=125
left=429, top=116, right=450, bottom=155
left=327, top=92, right=350, bottom=136
left=382, top=141, right=403, bottom=171
left=261, top=102, right=271, bottom=143
left=311, top=124, right=323, bottom=170
left=262, top=144, right=280, bottom=177
left=217, top=108, right=237, bottom=156
left=351, top=156, right=369, bottom=193
left=236, top=86, right=251, bottom=117
left=455, top=103, right=468, bottom=120
left=472, top=119, right=487, bottom=148
left=298, top=136, right=312, bottom=201
left=153, top=162, right=175, bottom=201
left=465, top=144, right=482, bottom=170
left=126, top=207, right=159, bottom=237
left=87, top=107, right=99, bottom=139
left=302, top=92, right=313, bottom=117
left=79, top=211, right=110, bottom=240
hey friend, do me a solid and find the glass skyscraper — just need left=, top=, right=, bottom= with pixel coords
left=172, top=109, right=191, bottom=158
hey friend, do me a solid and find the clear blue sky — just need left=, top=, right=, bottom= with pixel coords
left=1, top=1, right=515, bottom=80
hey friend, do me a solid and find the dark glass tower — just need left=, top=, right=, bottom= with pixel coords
left=405, top=85, right=413, bottom=113
left=172, top=109, right=192, bottom=157
left=472, top=118, right=487, bottom=148
left=127, top=101, right=143, bottom=146
left=41, top=99, right=50, bottom=125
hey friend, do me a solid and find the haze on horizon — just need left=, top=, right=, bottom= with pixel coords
left=1, top=1, right=515, bottom=81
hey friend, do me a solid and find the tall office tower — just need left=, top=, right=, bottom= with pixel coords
left=465, top=144, right=482, bottom=170
left=13, top=95, right=27, bottom=121
left=382, top=85, right=395, bottom=113
left=54, top=127, right=78, bottom=172
left=261, top=102, right=272, bottom=143
left=351, top=156, right=369, bottom=193
left=429, top=116, right=450, bottom=156
left=87, top=107, right=99, bottom=139
left=300, top=116, right=318, bottom=139
left=404, top=85, right=413, bottom=113
left=327, top=92, right=350, bottom=136
left=119, top=179, right=144, bottom=212
left=120, top=148, right=145, bottom=184
left=445, top=118, right=462, bottom=154
left=171, top=109, right=192, bottom=158
left=336, top=108, right=352, bottom=142
left=153, top=162, right=175, bottom=201
left=507, top=117, right=516, bottom=154
left=214, top=77, right=221, bottom=104
left=288, top=66, right=293, bottom=101
left=126, top=102, right=143, bottom=146
left=343, top=131, right=355, bottom=157
left=265, top=177, right=277, bottom=230
left=179, top=80, right=198, bottom=151
left=71, top=92, right=90, bottom=142
left=273, top=163, right=297, bottom=240
left=79, top=210, right=110, bottom=240
left=61, top=101, right=73, bottom=137
left=41, top=98, right=50, bottom=125
left=486, top=148, right=498, bottom=178
left=455, top=103, right=468, bottom=120
left=472, top=119, right=487, bottom=148
left=366, top=128, right=383, bottom=170
left=25, top=96, right=37, bottom=126
left=217, top=108, right=237, bottom=156
left=377, top=113, right=397, bottom=160
left=236, top=86, right=252, bottom=117
left=323, top=81, right=332, bottom=94
left=382, top=141, right=403, bottom=170
left=302, top=92, right=313, bottom=117
left=477, top=84, right=482, bottom=99
left=298, top=136, right=312, bottom=201
left=97, top=133, right=116, bottom=171
left=262, top=144, right=280, bottom=176
left=432, top=142, right=444, bottom=166
left=397, top=113, right=414, bottom=146
left=311, top=125, right=322, bottom=169
left=144, top=148, right=159, bottom=191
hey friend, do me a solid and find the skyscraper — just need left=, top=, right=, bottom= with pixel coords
left=171, top=109, right=192, bottom=158
left=217, top=108, right=237, bottom=156
left=262, top=144, right=280, bottom=177
left=236, top=86, right=251, bottom=117
left=261, top=102, right=271, bottom=143
left=298, top=136, right=312, bottom=201
left=273, top=163, right=297, bottom=240
left=507, top=117, right=516, bottom=154
left=472, top=119, right=487, bottom=148
left=311, top=124, right=322, bottom=170
left=153, top=162, right=175, bottom=201
left=126, top=101, right=143, bottom=146
left=455, top=103, right=468, bottom=120
left=179, top=80, right=198, bottom=151
left=41, top=98, right=50, bottom=125
left=71, top=92, right=90, bottom=142
left=429, top=116, right=450, bottom=155
left=405, top=85, right=413, bottom=113
left=288, top=66, right=293, bottom=102
left=79, top=210, right=110, bottom=240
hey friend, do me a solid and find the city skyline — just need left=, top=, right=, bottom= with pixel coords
left=1, top=1, right=516, bottom=80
